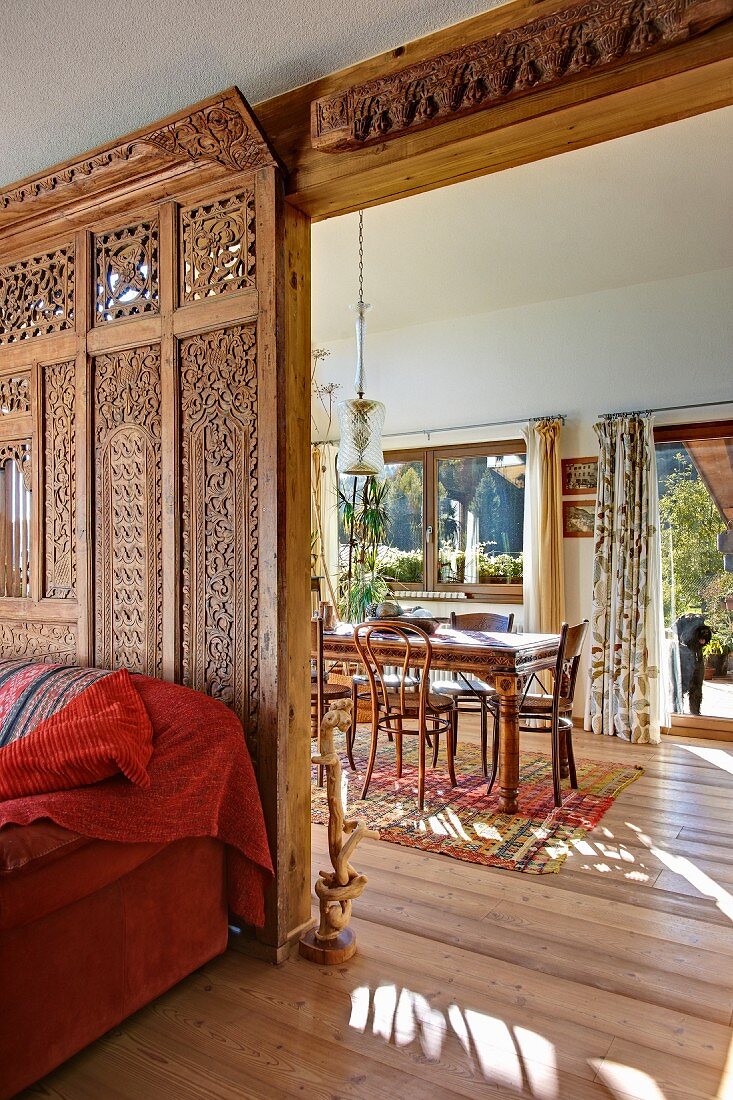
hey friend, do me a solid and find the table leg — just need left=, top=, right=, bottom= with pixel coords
left=495, top=672, right=520, bottom=815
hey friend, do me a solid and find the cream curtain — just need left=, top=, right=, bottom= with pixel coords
left=522, top=418, right=565, bottom=634
left=588, top=414, right=668, bottom=744
left=311, top=442, right=340, bottom=608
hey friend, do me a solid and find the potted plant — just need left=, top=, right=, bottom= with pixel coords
left=338, top=476, right=390, bottom=622
left=704, top=634, right=732, bottom=678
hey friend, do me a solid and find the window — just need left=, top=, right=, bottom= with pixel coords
left=338, top=441, right=524, bottom=602
left=0, top=445, right=32, bottom=598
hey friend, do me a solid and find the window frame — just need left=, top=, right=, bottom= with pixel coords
left=653, top=417, right=733, bottom=732
left=383, top=440, right=525, bottom=604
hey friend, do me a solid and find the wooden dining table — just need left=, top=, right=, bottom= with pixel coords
left=320, top=623, right=561, bottom=815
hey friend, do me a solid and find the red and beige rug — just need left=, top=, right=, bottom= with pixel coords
left=310, top=730, right=643, bottom=875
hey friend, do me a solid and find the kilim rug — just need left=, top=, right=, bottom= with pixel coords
left=311, top=729, right=643, bottom=874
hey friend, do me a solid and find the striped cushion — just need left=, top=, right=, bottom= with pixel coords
left=0, top=661, right=153, bottom=800
left=0, top=660, right=116, bottom=748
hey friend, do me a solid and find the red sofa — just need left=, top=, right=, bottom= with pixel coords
left=0, top=819, right=228, bottom=1098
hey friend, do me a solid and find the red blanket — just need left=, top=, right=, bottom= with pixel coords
left=0, top=675, right=273, bottom=926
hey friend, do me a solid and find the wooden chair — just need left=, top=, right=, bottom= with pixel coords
left=486, top=620, right=589, bottom=806
left=311, top=614, right=354, bottom=774
left=354, top=621, right=457, bottom=812
left=430, top=611, right=515, bottom=776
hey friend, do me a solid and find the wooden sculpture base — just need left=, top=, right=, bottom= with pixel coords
left=299, top=927, right=356, bottom=964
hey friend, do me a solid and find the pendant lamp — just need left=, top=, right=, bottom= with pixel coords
left=337, top=210, right=386, bottom=478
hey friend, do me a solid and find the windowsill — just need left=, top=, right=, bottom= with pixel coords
left=389, top=585, right=523, bottom=606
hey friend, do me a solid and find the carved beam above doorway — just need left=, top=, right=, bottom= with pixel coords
left=0, top=87, right=283, bottom=231
left=311, top=0, right=733, bottom=152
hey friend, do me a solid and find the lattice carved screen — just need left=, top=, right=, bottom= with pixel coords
left=0, top=170, right=280, bottom=763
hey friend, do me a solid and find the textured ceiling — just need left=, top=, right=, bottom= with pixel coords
left=1, top=0, right=506, bottom=188
left=312, top=106, right=733, bottom=340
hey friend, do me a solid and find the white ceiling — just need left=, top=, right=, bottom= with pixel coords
left=312, top=106, right=733, bottom=343
left=0, top=0, right=504, bottom=188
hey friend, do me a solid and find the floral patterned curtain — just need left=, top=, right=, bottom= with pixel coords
left=589, top=414, right=667, bottom=744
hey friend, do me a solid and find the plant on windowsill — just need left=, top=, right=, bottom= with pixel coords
left=338, top=475, right=390, bottom=622
left=704, top=634, right=732, bottom=678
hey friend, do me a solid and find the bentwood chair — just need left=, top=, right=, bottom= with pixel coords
left=311, top=613, right=354, bottom=775
left=430, top=611, right=515, bottom=775
left=354, top=621, right=457, bottom=811
left=486, top=620, right=589, bottom=806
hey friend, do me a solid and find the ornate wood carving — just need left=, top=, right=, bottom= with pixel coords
left=43, top=359, right=76, bottom=599
left=300, top=699, right=379, bottom=965
left=0, top=440, right=32, bottom=490
left=0, top=621, right=76, bottom=663
left=143, top=103, right=274, bottom=173
left=0, top=374, right=30, bottom=415
left=179, top=323, right=259, bottom=750
left=312, top=0, right=733, bottom=151
left=94, top=344, right=163, bottom=676
left=180, top=191, right=256, bottom=303
left=94, top=219, right=159, bottom=322
left=0, top=246, right=74, bottom=345
left=0, top=90, right=280, bottom=224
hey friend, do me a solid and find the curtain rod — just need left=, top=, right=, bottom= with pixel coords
left=316, top=411, right=566, bottom=446
left=599, top=398, right=733, bottom=419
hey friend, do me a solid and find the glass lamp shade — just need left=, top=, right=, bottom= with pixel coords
left=336, top=397, right=386, bottom=477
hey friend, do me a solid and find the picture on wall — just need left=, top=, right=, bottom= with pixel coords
left=563, top=499, right=596, bottom=538
left=562, top=457, right=598, bottom=495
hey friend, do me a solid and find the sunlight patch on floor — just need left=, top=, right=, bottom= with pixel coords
left=683, top=744, right=733, bottom=775
left=627, top=821, right=733, bottom=923
left=348, top=983, right=577, bottom=1097
left=591, top=1058, right=668, bottom=1099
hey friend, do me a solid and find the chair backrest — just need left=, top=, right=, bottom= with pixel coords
left=450, top=611, right=514, bottom=633
left=354, top=621, right=433, bottom=719
left=554, top=619, right=589, bottom=704
left=311, top=613, right=325, bottom=716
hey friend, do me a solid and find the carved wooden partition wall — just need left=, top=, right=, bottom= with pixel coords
left=0, top=90, right=311, bottom=959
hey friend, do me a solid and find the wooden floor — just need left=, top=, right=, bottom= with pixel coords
left=26, top=723, right=733, bottom=1100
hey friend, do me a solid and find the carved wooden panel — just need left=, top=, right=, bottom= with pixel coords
left=0, top=440, right=32, bottom=489
left=312, top=0, right=733, bottom=150
left=0, top=374, right=30, bottom=415
left=0, top=621, right=76, bottom=663
left=179, top=323, right=259, bottom=748
left=43, top=359, right=76, bottom=599
left=94, top=219, right=159, bottom=322
left=180, top=191, right=256, bottom=303
left=94, top=344, right=163, bottom=675
left=0, top=245, right=74, bottom=345
left=0, top=90, right=280, bottom=227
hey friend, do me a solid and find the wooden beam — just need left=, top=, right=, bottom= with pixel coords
left=311, top=0, right=733, bottom=153
left=253, top=0, right=733, bottom=218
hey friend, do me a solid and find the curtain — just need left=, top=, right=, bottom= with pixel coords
left=589, top=414, right=668, bottom=744
left=522, top=418, right=565, bottom=634
left=311, top=442, right=339, bottom=608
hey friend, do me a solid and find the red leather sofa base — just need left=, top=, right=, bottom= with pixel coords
left=0, top=823, right=228, bottom=1099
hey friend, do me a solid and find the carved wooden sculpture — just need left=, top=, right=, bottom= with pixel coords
left=312, top=0, right=733, bottom=152
left=300, top=699, right=378, bottom=964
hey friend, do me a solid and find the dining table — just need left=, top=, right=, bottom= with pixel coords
left=319, top=622, right=562, bottom=815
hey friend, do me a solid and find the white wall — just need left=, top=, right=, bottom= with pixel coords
left=314, top=267, right=733, bottom=715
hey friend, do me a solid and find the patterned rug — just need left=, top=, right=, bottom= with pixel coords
left=311, top=729, right=643, bottom=874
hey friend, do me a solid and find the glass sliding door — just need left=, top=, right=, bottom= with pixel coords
left=655, top=422, right=733, bottom=722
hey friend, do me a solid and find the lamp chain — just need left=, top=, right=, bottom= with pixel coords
left=358, top=209, right=364, bottom=306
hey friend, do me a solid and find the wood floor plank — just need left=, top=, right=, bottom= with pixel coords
left=25, top=722, right=733, bottom=1100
